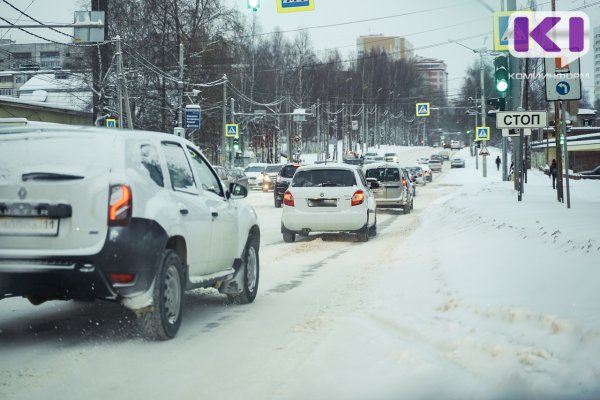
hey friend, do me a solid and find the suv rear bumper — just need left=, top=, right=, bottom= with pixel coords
left=0, top=218, right=169, bottom=302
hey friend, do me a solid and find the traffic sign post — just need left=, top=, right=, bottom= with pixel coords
left=475, top=126, right=490, bottom=141
left=184, top=105, right=201, bottom=129
left=277, top=0, right=314, bottom=13
left=544, top=58, right=582, bottom=101
left=416, top=102, right=430, bottom=117
left=225, top=124, right=239, bottom=138
left=496, top=111, right=548, bottom=129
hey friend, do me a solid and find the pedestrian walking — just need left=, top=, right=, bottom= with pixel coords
left=550, top=159, right=557, bottom=189
left=495, top=156, right=501, bottom=171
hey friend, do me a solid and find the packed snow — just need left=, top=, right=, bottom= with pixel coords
left=0, top=145, right=598, bottom=400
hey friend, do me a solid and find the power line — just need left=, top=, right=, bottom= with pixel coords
left=0, top=0, right=73, bottom=38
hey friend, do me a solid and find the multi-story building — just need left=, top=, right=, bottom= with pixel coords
left=594, top=26, right=600, bottom=101
left=0, top=40, right=84, bottom=71
left=356, top=35, right=414, bottom=60
left=415, top=57, right=448, bottom=101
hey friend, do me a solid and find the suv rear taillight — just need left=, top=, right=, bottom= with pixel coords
left=283, top=191, right=295, bottom=207
left=351, top=190, right=365, bottom=206
left=108, top=185, right=132, bottom=226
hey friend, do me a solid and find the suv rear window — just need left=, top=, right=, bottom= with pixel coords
left=365, top=167, right=400, bottom=182
left=280, top=165, right=299, bottom=178
left=292, top=169, right=356, bottom=187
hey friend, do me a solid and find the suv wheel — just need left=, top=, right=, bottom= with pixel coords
left=283, top=231, right=295, bottom=243
left=228, top=236, right=259, bottom=304
left=139, top=250, right=184, bottom=340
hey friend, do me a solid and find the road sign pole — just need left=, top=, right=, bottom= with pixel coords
left=561, top=101, right=571, bottom=209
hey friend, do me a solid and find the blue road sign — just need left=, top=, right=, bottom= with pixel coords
left=416, top=102, right=430, bottom=117
left=225, top=124, right=239, bottom=138
left=185, top=105, right=201, bottom=129
left=476, top=126, right=491, bottom=141
left=277, top=0, right=314, bottom=13
left=106, top=118, right=116, bottom=128
left=556, top=81, right=571, bottom=96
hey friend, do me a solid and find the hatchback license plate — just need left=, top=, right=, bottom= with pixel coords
left=0, top=217, right=59, bottom=236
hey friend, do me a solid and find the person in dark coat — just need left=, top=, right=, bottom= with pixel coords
left=495, top=156, right=501, bottom=171
left=550, top=159, right=558, bottom=189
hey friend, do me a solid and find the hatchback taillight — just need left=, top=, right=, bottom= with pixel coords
left=283, top=190, right=295, bottom=207
left=351, top=190, right=365, bottom=206
left=108, top=185, right=132, bottom=226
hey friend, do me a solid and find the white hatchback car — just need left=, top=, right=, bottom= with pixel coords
left=0, top=124, right=260, bottom=340
left=281, top=163, right=377, bottom=242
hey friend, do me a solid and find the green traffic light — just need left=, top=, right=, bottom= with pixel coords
left=494, top=55, right=509, bottom=94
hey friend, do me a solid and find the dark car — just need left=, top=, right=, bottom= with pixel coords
left=274, top=163, right=301, bottom=207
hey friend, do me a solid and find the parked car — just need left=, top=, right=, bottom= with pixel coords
left=451, top=158, right=466, bottom=168
left=363, top=162, right=414, bottom=214
left=578, top=165, right=600, bottom=177
left=428, top=159, right=442, bottom=172
left=281, top=163, right=377, bottom=242
left=384, top=152, right=399, bottom=163
left=244, top=163, right=268, bottom=190
left=260, top=164, right=283, bottom=192
left=274, top=163, right=301, bottom=208
left=0, top=124, right=261, bottom=340
left=417, top=157, right=429, bottom=165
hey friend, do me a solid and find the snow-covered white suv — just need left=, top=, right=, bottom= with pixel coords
left=0, top=124, right=260, bottom=340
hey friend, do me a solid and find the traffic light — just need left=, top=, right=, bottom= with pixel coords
left=486, top=97, right=506, bottom=111
left=494, top=55, right=509, bottom=93
left=247, top=0, right=259, bottom=11
left=233, top=137, right=239, bottom=151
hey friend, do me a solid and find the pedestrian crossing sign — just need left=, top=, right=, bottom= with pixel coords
left=225, top=124, right=239, bottom=138
left=476, top=126, right=490, bottom=141
left=416, top=102, right=430, bottom=117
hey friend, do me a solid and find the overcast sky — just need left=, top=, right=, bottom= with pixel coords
left=1, top=0, right=599, bottom=102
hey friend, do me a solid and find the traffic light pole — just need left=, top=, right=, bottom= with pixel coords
left=479, top=52, right=487, bottom=178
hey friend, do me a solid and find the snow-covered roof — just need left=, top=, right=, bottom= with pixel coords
left=16, top=72, right=92, bottom=113
left=578, top=108, right=597, bottom=115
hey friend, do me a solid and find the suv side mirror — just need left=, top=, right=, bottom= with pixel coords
left=228, top=182, right=248, bottom=199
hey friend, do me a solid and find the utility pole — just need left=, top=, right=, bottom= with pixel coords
left=480, top=51, right=487, bottom=178
left=222, top=74, right=227, bottom=167
left=230, top=97, right=236, bottom=167
left=177, top=44, right=184, bottom=128
left=316, top=98, right=321, bottom=161
left=92, top=0, right=109, bottom=126
left=551, top=0, right=564, bottom=203
left=114, top=36, right=132, bottom=129
left=508, top=0, right=523, bottom=199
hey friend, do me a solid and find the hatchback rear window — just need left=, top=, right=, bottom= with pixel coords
left=292, top=169, right=356, bottom=187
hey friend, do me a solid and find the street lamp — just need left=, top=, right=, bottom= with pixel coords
left=247, top=0, right=260, bottom=11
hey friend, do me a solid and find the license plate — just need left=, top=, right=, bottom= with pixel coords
left=307, top=198, right=337, bottom=207
left=0, top=217, right=59, bottom=236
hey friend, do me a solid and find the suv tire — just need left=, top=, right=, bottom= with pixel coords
left=357, top=217, right=369, bottom=242
left=283, top=231, right=295, bottom=243
left=139, top=250, right=184, bottom=340
left=228, top=236, right=260, bottom=304
left=368, top=215, right=377, bottom=237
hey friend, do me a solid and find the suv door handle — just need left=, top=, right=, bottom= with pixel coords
left=180, top=209, right=189, bottom=215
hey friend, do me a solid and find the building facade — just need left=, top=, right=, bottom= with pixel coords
left=356, top=35, right=414, bottom=60
left=0, top=40, right=85, bottom=71
left=415, top=57, right=448, bottom=102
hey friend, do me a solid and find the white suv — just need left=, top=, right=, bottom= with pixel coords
left=0, top=124, right=260, bottom=340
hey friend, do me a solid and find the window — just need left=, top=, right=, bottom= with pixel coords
left=162, top=142, right=196, bottom=193
left=40, top=51, right=60, bottom=68
left=292, top=169, right=356, bottom=187
left=0, top=76, right=12, bottom=83
left=0, top=89, right=14, bottom=96
left=140, top=144, right=164, bottom=187
left=187, top=147, right=223, bottom=197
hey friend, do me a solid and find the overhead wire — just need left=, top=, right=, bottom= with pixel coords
left=0, top=0, right=73, bottom=38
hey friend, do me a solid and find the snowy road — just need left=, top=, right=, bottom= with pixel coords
left=1, top=147, right=599, bottom=400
